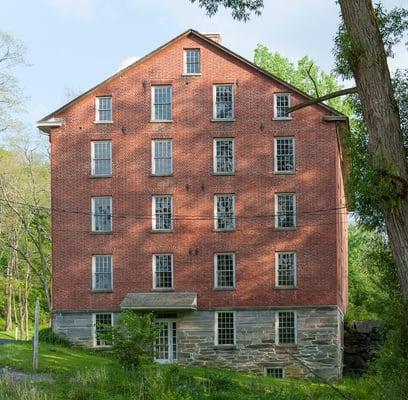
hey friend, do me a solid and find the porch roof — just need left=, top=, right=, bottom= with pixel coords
left=120, top=292, right=197, bottom=310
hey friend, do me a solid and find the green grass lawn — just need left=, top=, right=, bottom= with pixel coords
left=0, top=341, right=384, bottom=400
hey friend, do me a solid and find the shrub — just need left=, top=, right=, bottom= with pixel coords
left=38, top=327, right=70, bottom=346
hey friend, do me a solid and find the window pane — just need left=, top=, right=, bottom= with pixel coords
left=95, top=313, right=112, bottom=346
left=97, top=97, right=112, bottom=121
left=215, top=139, right=234, bottom=173
left=278, top=311, right=296, bottom=344
left=153, top=140, right=172, bottom=175
left=217, top=312, right=234, bottom=345
left=216, top=254, right=235, bottom=288
left=154, top=254, right=172, bottom=288
left=92, top=141, right=112, bottom=175
left=185, top=49, right=200, bottom=74
left=153, top=86, right=172, bottom=121
left=154, top=196, right=172, bottom=230
left=277, top=253, right=295, bottom=287
left=276, top=138, right=294, bottom=172
left=92, top=197, right=112, bottom=232
left=276, top=194, right=295, bottom=228
left=216, top=195, right=235, bottom=230
left=215, top=85, right=233, bottom=119
left=276, top=94, right=290, bottom=118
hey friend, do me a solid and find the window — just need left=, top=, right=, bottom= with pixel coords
left=92, top=255, right=113, bottom=290
left=95, top=96, right=112, bottom=122
left=152, top=140, right=173, bottom=175
left=92, top=141, right=112, bottom=176
left=92, top=197, right=112, bottom=232
left=265, top=368, right=284, bottom=378
left=152, top=195, right=173, bottom=231
left=275, top=137, right=295, bottom=173
left=214, top=139, right=234, bottom=174
left=215, top=195, right=235, bottom=230
left=214, top=84, right=234, bottom=120
left=215, top=311, right=235, bottom=345
left=274, top=93, right=291, bottom=119
left=215, top=253, right=235, bottom=289
left=94, top=313, right=113, bottom=347
left=276, top=252, right=296, bottom=287
left=153, top=254, right=173, bottom=289
left=276, top=311, right=296, bottom=344
left=184, top=49, right=200, bottom=74
left=152, top=86, right=172, bottom=121
left=275, top=194, right=296, bottom=229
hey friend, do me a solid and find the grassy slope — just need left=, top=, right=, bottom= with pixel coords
left=0, top=342, right=379, bottom=400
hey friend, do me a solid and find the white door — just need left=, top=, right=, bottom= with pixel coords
left=154, top=320, right=177, bottom=364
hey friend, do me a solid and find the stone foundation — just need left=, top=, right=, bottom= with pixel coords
left=53, top=306, right=343, bottom=379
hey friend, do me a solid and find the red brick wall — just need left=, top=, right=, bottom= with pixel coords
left=50, top=33, right=347, bottom=312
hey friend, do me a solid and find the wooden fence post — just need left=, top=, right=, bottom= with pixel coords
left=33, top=298, right=40, bottom=370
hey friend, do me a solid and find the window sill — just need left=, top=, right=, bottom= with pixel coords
left=150, top=120, right=173, bottom=123
left=151, top=288, right=175, bottom=292
left=94, top=121, right=113, bottom=124
left=272, top=117, right=292, bottom=121
left=90, top=231, right=113, bottom=235
left=90, top=175, right=112, bottom=179
left=92, top=289, right=113, bottom=293
left=211, top=118, right=235, bottom=122
left=214, top=345, right=237, bottom=350
left=275, top=344, right=298, bottom=350
left=150, top=174, right=174, bottom=177
left=213, top=287, right=236, bottom=291
left=274, top=286, right=297, bottom=290
left=274, top=227, right=296, bottom=231
left=151, top=230, right=174, bottom=234
left=273, top=171, right=296, bottom=175
left=182, top=73, right=202, bottom=77
left=212, top=172, right=235, bottom=176
left=214, top=229, right=236, bottom=233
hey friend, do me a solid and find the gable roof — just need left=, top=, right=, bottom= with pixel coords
left=37, top=28, right=346, bottom=128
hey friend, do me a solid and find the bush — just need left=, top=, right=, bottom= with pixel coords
left=38, top=327, right=70, bottom=346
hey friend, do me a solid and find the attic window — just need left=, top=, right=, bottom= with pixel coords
left=274, top=93, right=291, bottom=120
left=95, top=96, right=112, bottom=123
left=184, top=49, right=201, bottom=75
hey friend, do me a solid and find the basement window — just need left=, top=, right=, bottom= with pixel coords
left=94, top=313, right=113, bottom=347
left=215, top=311, right=235, bottom=345
left=265, top=367, right=284, bottom=378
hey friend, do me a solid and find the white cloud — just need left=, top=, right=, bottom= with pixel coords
left=117, top=56, right=140, bottom=71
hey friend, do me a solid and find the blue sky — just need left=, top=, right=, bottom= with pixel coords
left=1, top=0, right=407, bottom=137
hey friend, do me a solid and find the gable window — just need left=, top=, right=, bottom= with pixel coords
left=153, top=254, right=173, bottom=289
left=275, top=194, right=296, bottom=229
left=215, top=194, right=235, bottom=230
left=215, top=311, right=235, bottom=345
left=276, top=252, right=296, bottom=287
left=152, top=195, right=173, bottom=231
left=276, top=311, right=296, bottom=344
left=214, top=139, right=234, bottom=174
left=275, top=137, right=295, bottom=173
left=213, top=84, right=234, bottom=120
left=274, top=93, right=291, bottom=120
left=265, top=368, right=284, bottom=378
left=152, top=140, right=173, bottom=175
left=184, top=49, right=201, bottom=74
left=92, top=141, right=112, bottom=176
left=92, top=255, right=113, bottom=291
left=92, top=196, right=112, bottom=232
left=152, top=85, right=172, bottom=121
left=95, top=96, right=112, bottom=122
left=93, top=313, right=113, bottom=347
left=215, top=253, right=235, bottom=289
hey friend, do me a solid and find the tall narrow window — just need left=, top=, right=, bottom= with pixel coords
left=95, top=96, right=112, bottom=122
left=92, top=141, right=112, bottom=176
left=275, top=194, right=296, bottom=229
left=216, top=311, right=235, bottom=345
left=276, top=252, right=296, bottom=287
left=275, top=137, right=295, bottom=173
left=92, top=255, right=113, bottom=290
left=184, top=49, right=200, bottom=74
left=153, top=254, right=173, bottom=289
left=152, top=140, right=173, bottom=175
left=214, top=85, right=234, bottom=120
left=215, top=253, right=235, bottom=289
left=152, top=195, right=173, bottom=231
left=214, top=139, right=234, bottom=174
left=94, top=313, right=113, bottom=347
left=92, top=197, right=112, bottom=232
left=215, top=195, right=235, bottom=230
left=276, top=311, right=296, bottom=344
left=152, top=86, right=172, bottom=121
left=274, top=93, right=291, bottom=119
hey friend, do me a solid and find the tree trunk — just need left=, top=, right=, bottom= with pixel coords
left=5, top=258, right=13, bottom=332
left=339, top=0, right=408, bottom=302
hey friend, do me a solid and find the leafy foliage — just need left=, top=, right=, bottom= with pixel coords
left=38, top=327, right=70, bottom=346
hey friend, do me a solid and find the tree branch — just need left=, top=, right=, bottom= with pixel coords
left=288, top=87, right=358, bottom=113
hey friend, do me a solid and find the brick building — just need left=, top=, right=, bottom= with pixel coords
left=37, top=29, right=348, bottom=379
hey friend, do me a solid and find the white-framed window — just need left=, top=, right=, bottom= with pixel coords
left=91, top=141, right=112, bottom=176
left=152, top=140, right=173, bottom=175
left=92, top=255, right=113, bottom=291
left=274, top=93, right=291, bottom=120
left=152, top=85, right=172, bottom=121
left=213, top=84, right=234, bottom=120
left=214, top=253, right=235, bottom=289
left=153, top=254, right=173, bottom=289
left=274, top=137, right=295, bottom=173
left=213, top=138, right=234, bottom=174
left=275, top=193, right=296, bottom=229
left=275, top=311, right=297, bottom=345
left=276, top=252, right=296, bottom=287
left=91, top=196, right=112, bottom=232
left=93, top=313, right=113, bottom=347
left=215, top=311, right=235, bottom=345
left=215, top=194, right=235, bottom=230
left=95, top=96, right=112, bottom=122
left=265, top=367, right=284, bottom=378
left=152, top=195, right=173, bottom=231
left=184, top=49, right=201, bottom=74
